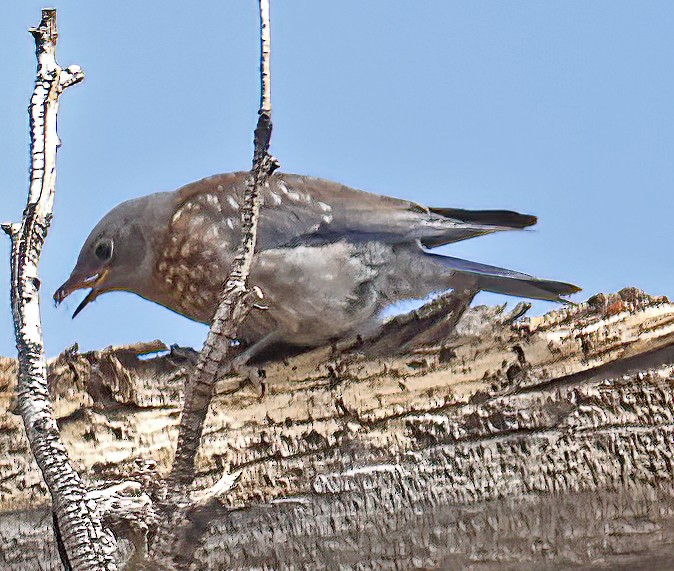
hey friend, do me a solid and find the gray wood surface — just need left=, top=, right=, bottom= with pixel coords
left=2, top=289, right=674, bottom=569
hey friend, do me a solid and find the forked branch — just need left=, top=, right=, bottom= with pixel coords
left=4, top=9, right=117, bottom=571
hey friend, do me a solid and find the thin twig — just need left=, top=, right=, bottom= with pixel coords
left=149, top=1, right=278, bottom=565
left=4, top=9, right=118, bottom=570
left=169, top=0, right=277, bottom=491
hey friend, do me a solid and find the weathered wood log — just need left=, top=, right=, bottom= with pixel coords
left=2, top=288, right=674, bottom=569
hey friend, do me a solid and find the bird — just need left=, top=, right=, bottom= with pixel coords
left=54, top=172, right=580, bottom=363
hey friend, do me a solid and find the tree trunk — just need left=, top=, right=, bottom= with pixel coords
left=2, top=288, right=674, bottom=570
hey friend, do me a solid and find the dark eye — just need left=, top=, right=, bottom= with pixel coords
left=94, top=239, right=113, bottom=261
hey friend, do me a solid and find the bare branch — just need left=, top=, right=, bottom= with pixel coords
left=169, top=0, right=278, bottom=491
left=258, top=0, right=272, bottom=116
left=5, top=9, right=117, bottom=570
left=150, top=1, right=277, bottom=566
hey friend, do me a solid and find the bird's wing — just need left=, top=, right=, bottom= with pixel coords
left=173, top=172, right=536, bottom=251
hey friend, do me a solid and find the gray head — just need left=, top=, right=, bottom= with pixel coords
left=54, top=192, right=174, bottom=316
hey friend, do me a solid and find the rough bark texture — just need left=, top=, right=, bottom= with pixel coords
left=169, top=0, right=277, bottom=491
left=3, top=9, right=117, bottom=570
left=149, top=2, right=278, bottom=567
left=2, top=289, right=674, bottom=569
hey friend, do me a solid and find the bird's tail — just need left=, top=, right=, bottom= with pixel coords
left=429, top=207, right=537, bottom=230
left=420, top=207, right=537, bottom=248
left=427, top=253, right=580, bottom=302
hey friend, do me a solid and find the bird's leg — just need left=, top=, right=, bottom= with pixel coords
left=229, top=331, right=281, bottom=370
left=225, top=331, right=282, bottom=396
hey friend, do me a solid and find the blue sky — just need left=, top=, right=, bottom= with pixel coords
left=1, top=2, right=673, bottom=357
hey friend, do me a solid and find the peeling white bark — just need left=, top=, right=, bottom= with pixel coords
left=259, top=0, right=272, bottom=116
left=3, top=9, right=117, bottom=571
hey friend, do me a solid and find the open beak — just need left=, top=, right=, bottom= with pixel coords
left=53, top=270, right=108, bottom=318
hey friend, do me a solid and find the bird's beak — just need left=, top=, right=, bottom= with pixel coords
left=53, top=269, right=109, bottom=318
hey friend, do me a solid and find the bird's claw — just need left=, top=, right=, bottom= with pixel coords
left=229, top=353, right=266, bottom=399
left=239, top=365, right=267, bottom=399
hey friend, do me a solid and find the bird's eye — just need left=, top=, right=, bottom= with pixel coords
left=94, top=239, right=114, bottom=261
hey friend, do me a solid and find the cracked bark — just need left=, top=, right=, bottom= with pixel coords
left=2, top=9, right=117, bottom=570
left=2, top=288, right=674, bottom=569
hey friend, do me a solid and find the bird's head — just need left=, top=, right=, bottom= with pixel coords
left=54, top=193, right=171, bottom=317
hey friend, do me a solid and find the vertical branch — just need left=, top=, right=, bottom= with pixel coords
left=258, top=0, right=272, bottom=116
left=149, top=2, right=277, bottom=565
left=168, top=0, right=278, bottom=490
left=2, top=9, right=117, bottom=571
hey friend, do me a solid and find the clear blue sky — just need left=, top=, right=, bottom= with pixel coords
left=1, top=2, right=672, bottom=357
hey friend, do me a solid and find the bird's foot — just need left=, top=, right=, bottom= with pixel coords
left=228, top=353, right=266, bottom=398
left=239, top=365, right=267, bottom=399
left=246, top=367, right=267, bottom=400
